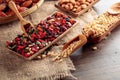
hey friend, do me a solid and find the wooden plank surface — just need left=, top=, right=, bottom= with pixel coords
left=1, top=0, right=120, bottom=80
left=69, top=0, right=120, bottom=80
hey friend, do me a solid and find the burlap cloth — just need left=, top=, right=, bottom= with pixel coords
left=0, top=1, right=97, bottom=80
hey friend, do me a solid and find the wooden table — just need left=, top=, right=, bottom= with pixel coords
left=70, top=0, right=120, bottom=80
left=0, top=0, right=120, bottom=80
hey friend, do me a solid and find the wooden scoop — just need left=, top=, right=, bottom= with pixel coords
left=62, top=34, right=87, bottom=55
left=107, top=2, right=120, bottom=14
left=8, top=0, right=34, bottom=36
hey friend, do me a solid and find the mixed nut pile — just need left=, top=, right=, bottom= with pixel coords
left=0, top=0, right=40, bottom=17
left=58, top=0, right=95, bottom=13
left=6, top=12, right=76, bottom=58
left=83, top=13, right=120, bottom=41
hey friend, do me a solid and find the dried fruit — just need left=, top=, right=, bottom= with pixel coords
left=7, top=12, right=76, bottom=58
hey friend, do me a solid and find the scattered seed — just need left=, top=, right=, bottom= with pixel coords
left=92, top=46, right=98, bottom=51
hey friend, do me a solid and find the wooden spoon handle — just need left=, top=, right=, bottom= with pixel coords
left=62, top=34, right=87, bottom=55
left=8, top=1, right=24, bottom=21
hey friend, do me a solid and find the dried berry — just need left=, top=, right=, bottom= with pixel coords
left=7, top=12, right=76, bottom=58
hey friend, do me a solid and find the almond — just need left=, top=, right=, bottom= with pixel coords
left=76, top=6, right=82, bottom=12
left=65, top=4, right=70, bottom=10
left=21, top=0, right=32, bottom=7
left=81, top=4, right=87, bottom=9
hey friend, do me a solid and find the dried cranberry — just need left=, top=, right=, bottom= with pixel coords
left=17, top=45, right=24, bottom=51
left=37, top=26, right=43, bottom=31
left=31, top=46, right=39, bottom=52
left=70, top=19, right=75, bottom=25
left=24, top=53, right=31, bottom=58
left=61, top=19, right=66, bottom=24
left=6, top=11, right=76, bottom=58
left=38, top=31, right=46, bottom=38
left=15, top=37, right=21, bottom=41
left=6, top=41, right=11, bottom=46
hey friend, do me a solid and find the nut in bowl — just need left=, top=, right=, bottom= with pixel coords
left=55, top=0, right=99, bottom=17
left=0, top=0, right=44, bottom=24
left=82, top=12, right=120, bottom=43
left=107, top=2, right=120, bottom=15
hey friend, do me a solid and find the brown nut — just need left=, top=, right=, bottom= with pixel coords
left=72, top=7, right=77, bottom=12
left=0, top=3, right=6, bottom=11
left=69, top=0, right=76, bottom=4
left=74, top=4, right=78, bottom=8
left=60, top=0, right=69, bottom=4
left=76, top=2, right=81, bottom=6
left=81, top=4, right=87, bottom=9
left=83, top=2, right=90, bottom=6
left=67, top=3, right=73, bottom=10
left=76, top=6, right=82, bottom=12
left=87, top=0, right=93, bottom=3
left=81, top=0, right=86, bottom=3
left=65, top=4, right=70, bottom=10
left=61, top=4, right=66, bottom=8
left=21, top=0, right=32, bottom=7
left=59, top=0, right=65, bottom=5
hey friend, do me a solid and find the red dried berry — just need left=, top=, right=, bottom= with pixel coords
left=0, top=11, right=7, bottom=17
left=70, top=19, right=75, bottom=25
left=31, top=46, right=38, bottom=52
left=38, top=31, right=46, bottom=38
left=24, top=53, right=31, bottom=58
left=61, top=19, right=66, bottom=24
left=6, top=41, right=11, bottom=46
left=17, top=45, right=24, bottom=51
left=15, top=37, right=21, bottom=41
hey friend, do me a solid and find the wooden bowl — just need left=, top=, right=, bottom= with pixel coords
left=55, top=0, right=99, bottom=17
left=7, top=11, right=78, bottom=60
left=0, top=0, right=44, bottom=24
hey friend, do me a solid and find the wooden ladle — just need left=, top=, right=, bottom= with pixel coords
left=107, top=2, right=120, bottom=14
left=8, top=0, right=34, bottom=37
left=62, top=34, right=87, bottom=55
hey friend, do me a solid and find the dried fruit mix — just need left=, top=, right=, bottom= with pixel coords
left=6, top=12, right=76, bottom=58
